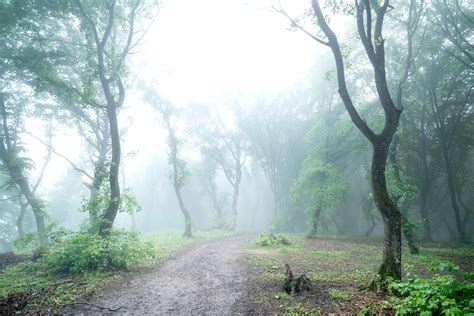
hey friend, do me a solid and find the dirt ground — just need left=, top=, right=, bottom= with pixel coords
left=0, top=252, right=30, bottom=271
left=68, top=235, right=258, bottom=315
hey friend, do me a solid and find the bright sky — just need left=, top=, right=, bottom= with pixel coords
left=134, top=0, right=320, bottom=104
left=31, top=0, right=333, bottom=191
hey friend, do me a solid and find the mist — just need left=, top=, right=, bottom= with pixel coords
left=1, top=0, right=473, bottom=314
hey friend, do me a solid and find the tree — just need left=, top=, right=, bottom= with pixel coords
left=278, top=0, right=410, bottom=282
left=243, top=95, right=310, bottom=227
left=72, top=0, right=144, bottom=235
left=188, top=103, right=248, bottom=231
left=0, top=1, right=62, bottom=244
left=197, top=147, right=227, bottom=228
left=291, top=160, right=348, bottom=238
left=211, top=123, right=247, bottom=231
left=143, top=88, right=193, bottom=237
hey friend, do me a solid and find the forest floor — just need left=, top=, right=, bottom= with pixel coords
left=1, top=232, right=473, bottom=314
left=67, top=234, right=474, bottom=315
left=245, top=235, right=474, bottom=314
left=67, top=235, right=258, bottom=314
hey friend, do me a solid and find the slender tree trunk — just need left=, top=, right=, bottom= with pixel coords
left=212, top=197, right=224, bottom=228
left=99, top=106, right=121, bottom=235
left=208, top=176, right=224, bottom=228
left=230, top=170, right=241, bottom=230
left=88, top=185, right=99, bottom=225
left=418, top=115, right=433, bottom=241
left=371, top=144, right=402, bottom=281
left=308, top=207, right=322, bottom=238
left=365, top=217, right=376, bottom=237
left=440, top=141, right=467, bottom=242
left=390, top=136, right=419, bottom=254
left=272, top=185, right=278, bottom=219
left=167, top=122, right=192, bottom=237
left=15, top=178, right=47, bottom=245
left=0, top=97, right=47, bottom=244
left=230, top=160, right=242, bottom=230
left=89, top=124, right=109, bottom=225
left=174, top=184, right=192, bottom=237
left=16, top=199, right=27, bottom=238
left=419, top=188, right=432, bottom=241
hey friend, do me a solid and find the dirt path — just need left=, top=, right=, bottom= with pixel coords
left=73, top=235, right=257, bottom=315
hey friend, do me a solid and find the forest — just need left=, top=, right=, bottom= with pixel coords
left=0, top=0, right=473, bottom=314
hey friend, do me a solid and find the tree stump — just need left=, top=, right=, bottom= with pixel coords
left=283, top=263, right=311, bottom=294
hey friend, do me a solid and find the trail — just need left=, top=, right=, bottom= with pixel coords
left=72, top=235, right=257, bottom=315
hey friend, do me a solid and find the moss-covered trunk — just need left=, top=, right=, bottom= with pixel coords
left=371, top=144, right=401, bottom=281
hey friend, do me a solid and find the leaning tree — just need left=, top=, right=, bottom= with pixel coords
left=277, top=0, right=417, bottom=283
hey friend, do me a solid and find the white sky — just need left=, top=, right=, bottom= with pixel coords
left=29, top=0, right=340, bottom=191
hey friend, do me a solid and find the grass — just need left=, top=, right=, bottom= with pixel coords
left=0, top=228, right=235, bottom=313
left=328, top=288, right=350, bottom=301
left=245, top=234, right=474, bottom=314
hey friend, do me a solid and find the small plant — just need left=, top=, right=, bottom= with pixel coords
left=386, top=263, right=474, bottom=315
left=328, top=288, right=350, bottom=301
left=273, top=291, right=289, bottom=300
left=253, top=233, right=290, bottom=247
left=43, top=229, right=154, bottom=274
left=285, top=303, right=321, bottom=315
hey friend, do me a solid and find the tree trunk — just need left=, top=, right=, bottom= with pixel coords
left=371, top=144, right=402, bottom=281
left=0, top=150, right=47, bottom=245
left=365, top=217, right=376, bottom=237
left=208, top=176, right=224, bottom=228
left=310, top=0, right=403, bottom=285
left=229, top=161, right=242, bottom=231
left=99, top=106, right=121, bottom=235
left=16, top=199, right=27, bottom=238
left=89, top=125, right=109, bottom=225
left=212, top=197, right=224, bottom=228
left=17, top=178, right=47, bottom=245
left=174, top=184, right=192, bottom=237
left=419, top=188, right=432, bottom=241
left=389, top=136, right=419, bottom=254
left=307, top=207, right=322, bottom=238
left=88, top=185, right=99, bottom=225
left=0, top=96, right=47, bottom=244
left=418, top=116, right=433, bottom=242
left=230, top=181, right=240, bottom=230
left=440, top=141, right=467, bottom=242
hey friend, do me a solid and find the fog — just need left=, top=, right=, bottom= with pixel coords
left=1, top=0, right=473, bottom=251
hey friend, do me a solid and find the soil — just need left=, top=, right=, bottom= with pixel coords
left=0, top=252, right=30, bottom=271
left=68, top=235, right=258, bottom=315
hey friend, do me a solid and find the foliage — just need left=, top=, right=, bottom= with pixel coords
left=386, top=263, right=474, bottom=315
left=253, top=233, right=291, bottom=247
left=284, top=303, right=321, bottom=316
left=291, top=160, right=348, bottom=213
left=79, top=161, right=141, bottom=221
left=0, top=229, right=232, bottom=313
left=43, top=230, right=154, bottom=274
left=328, top=288, right=350, bottom=301
left=291, top=159, right=348, bottom=236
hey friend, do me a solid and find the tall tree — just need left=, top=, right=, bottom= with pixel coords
left=277, top=0, right=413, bottom=282
left=143, top=89, right=193, bottom=237
left=73, top=0, right=144, bottom=235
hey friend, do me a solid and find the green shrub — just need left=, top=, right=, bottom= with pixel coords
left=253, top=233, right=290, bottom=247
left=386, top=263, right=474, bottom=315
left=43, top=230, right=154, bottom=274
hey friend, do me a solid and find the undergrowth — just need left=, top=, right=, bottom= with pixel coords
left=0, top=228, right=233, bottom=314
left=386, top=263, right=474, bottom=315
left=253, top=232, right=291, bottom=247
